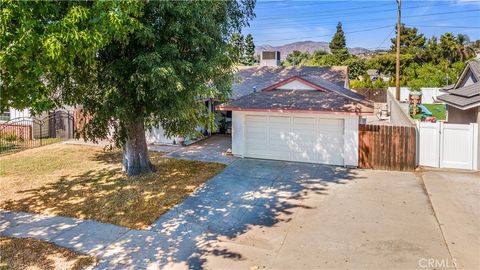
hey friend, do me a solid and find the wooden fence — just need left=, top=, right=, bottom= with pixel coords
left=354, top=88, right=387, bottom=103
left=358, top=124, right=417, bottom=171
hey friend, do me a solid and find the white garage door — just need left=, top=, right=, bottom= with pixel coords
left=245, top=114, right=345, bottom=165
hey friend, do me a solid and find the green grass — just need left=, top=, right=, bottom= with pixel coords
left=411, top=104, right=446, bottom=121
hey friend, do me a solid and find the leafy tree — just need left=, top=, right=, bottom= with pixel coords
left=329, top=22, right=347, bottom=55
left=244, top=34, right=256, bottom=65
left=1, top=0, right=255, bottom=176
left=342, top=57, right=366, bottom=79
left=285, top=50, right=310, bottom=66
left=390, top=24, right=426, bottom=54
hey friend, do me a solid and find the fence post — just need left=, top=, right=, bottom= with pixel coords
left=39, top=124, right=42, bottom=146
left=67, top=111, right=71, bottom=139
left=471, top=123, right=478, bottom=171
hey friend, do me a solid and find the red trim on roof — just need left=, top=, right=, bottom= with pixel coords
left=262, top=76, right=327, bottom=91
left=216, top=106, right=373, bottom=116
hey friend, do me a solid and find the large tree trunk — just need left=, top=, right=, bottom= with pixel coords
left=123, top=121, right=153, bottom=176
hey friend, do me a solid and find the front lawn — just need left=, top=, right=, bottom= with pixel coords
left=0, top=144, right=225, bottom=229
left=411, top=104, right=446, bottom=121
left=0, top=237, right=96, bottom=270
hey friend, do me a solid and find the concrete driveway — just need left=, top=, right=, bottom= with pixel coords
left=148, top=159, right=453, bottom=269
left=3, top=159, right=470, bottom=269
left=422, top=170, right=480, bottom=270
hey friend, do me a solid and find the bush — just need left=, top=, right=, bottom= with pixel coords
left=1, top=132, right=17, bottom=142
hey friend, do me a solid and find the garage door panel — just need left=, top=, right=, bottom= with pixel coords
left=246, top=115, right=268, bottom=122
left=245, top=114, right=345, bottom=166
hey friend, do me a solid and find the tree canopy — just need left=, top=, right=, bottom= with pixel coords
left=1, top=0, right=255, bottom=175
left=283, top=24, right=475, bottom=89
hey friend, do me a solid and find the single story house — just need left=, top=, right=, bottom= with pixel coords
left=438, top=60, right=480, bottom=124
left=217, top=66, right=373, bottom=167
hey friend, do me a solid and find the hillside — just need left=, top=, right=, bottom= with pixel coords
left=255, top=41, right=371, bottom=59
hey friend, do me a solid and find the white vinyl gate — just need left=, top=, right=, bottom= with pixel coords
left=417, top=122, right=479, bottom=170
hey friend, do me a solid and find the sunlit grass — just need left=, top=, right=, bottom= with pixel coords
left=0, top=144, right=225, bottom=229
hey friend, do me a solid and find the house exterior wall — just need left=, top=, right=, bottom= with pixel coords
left=146, top=125, right=181, bottom=145
left=231, top=111, right=359, bottom=166
left=447, top=106, right=480, bottom=124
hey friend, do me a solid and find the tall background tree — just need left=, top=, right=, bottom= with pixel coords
left=1, top=0, right=255, bottom=176
left=329, top=22, right=347, bottom=55
left=244, top=34, right=256, bottom=65
left=231, top=33, right=245, bottom=64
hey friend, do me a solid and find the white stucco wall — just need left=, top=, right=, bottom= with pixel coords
left=232, top=111, right=359, bottom=166
left=387, top=87, right=443, bottom=104
left=146, top=125, right=181, bottom=145
left=276, top=80, right=317, bottom=90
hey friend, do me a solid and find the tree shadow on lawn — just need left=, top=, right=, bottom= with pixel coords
left=0, top=150, right=225, bottom=229
left=97, top=159, right=365, bottom=269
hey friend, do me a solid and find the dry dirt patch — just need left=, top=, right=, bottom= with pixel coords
left=0, top=237, right=96, bottom=270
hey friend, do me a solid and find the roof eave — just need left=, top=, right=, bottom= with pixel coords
left=216, top=106, right=373, bottom=116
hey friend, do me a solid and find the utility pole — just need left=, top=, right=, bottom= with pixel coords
left=395, top=0, right=401, bottom=101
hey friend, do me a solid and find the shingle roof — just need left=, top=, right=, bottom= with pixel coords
left=447, top=81, right=480, bottom=97
left=437, top=92, right=480, bottom=108
left=231, top=66, right=348, bottom=99
left=219, top=88, right=373, bottom=115
left=468, top=60, right=480, bottom=80
left=438, top=61, right=480, bottom=108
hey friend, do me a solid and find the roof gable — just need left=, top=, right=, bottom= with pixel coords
left=262, top=76, right=326, bottom=91
left=231, top=66, right=348, bottom=99
left=454, top=60, right=480, bottom=89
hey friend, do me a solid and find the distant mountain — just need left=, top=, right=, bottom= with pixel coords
left=255, top=41, right=372, bottom=60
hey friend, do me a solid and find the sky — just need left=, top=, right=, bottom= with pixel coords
left=243, top=0, right=480, bottom=49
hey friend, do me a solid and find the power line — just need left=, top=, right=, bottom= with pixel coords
left=249, top=9, right=480, bottom=29
left=407, top=25, right=480, bottom=29
left=257, top=25, right=393, bottom=43
left=246, top=14, right=480, bottom=37
left=253, top=1, right=474, bottom=21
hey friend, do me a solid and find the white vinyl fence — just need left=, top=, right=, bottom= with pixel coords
left=417, top=122, right=479, bottom=170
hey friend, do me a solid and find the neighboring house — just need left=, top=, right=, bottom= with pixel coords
left=217, top=66, right=373, bottom=167
left=438, top=60, right=480, bottom=124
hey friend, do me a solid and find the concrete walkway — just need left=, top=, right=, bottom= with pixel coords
left=0, top=160, right=458, bottom=269
left=164, top=135, right=237, bottom=164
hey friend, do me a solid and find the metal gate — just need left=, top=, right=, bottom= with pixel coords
left=0, top=110, right=74, bottom=155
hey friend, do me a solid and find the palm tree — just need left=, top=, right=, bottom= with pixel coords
left=440, top=33, right=460, bottom=62
left=457, top=34, right=475, bottom=62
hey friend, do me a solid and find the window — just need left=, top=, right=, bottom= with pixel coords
left=0, top=111, right=10, bottom=121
